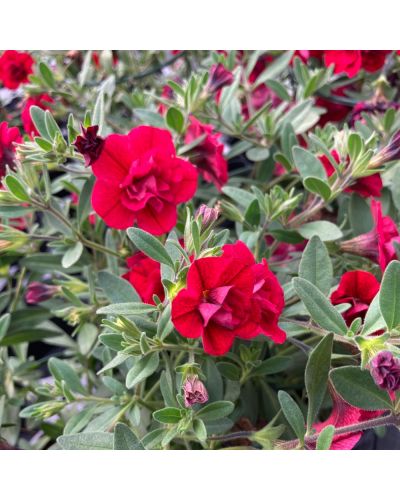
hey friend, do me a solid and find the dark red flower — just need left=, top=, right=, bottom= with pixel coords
left=171, top=241, right=285, bottom=356
left=312, top=389, right=382, bottom=450
left=0, top=50, right=34, bottom=89
left=25, top=282, right=59, bottom=304
left=316, top=86, right=352, bottom=126
left=340, top=200, right=400, bottom=271
left=184, top=116, right=228, bottom=190
left=0, top=121, right=22, bottom=180
left=360, top=50, right=390, bottom=73
left=319, top=150, right=383, bottom=198
left=21, top=93, right=54, bottom=136
left=330, top=270, right=380, bottom=326
left=122, top=252, right=164, bottom=305
left=370, top=351, right=400, bottom=392
left=74, top=125, right=104, bottom=166
left=323, top=50, right=362, bottom=78
left=207, top=64, right=234, bottom=93
left=90, top=126, right=197, bottom=234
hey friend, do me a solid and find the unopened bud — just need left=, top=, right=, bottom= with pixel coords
left=369, top=130, right=400, bottom=168
left=195, top=203, right=220, bottom=229
left=207, top=64, right=234, bottom=93
left=183, top=376, right=209, bottom=407
left=25, top=282, right=59, bottom=304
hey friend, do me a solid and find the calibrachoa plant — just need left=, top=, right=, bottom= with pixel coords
left=2, top=50, right=400, bottom=451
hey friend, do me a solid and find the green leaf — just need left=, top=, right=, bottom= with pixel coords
left=293, top=278, right=348, bottom=335
left=305, top=333, right=333, bottom=432
left=63, top=405, right=98, bottom=435
left=160, top=370, right=178, bottom=407
left=303, top=177, right=331, bottom=201
left=246, top=147, right=270, bottom=162
left=57, top=432, right=113, bottom=450
left=62, top=242, right=83, bottom=268
left=153, top=407, right=182, bottom=424
left=127, top=227, right=174, bottom=268
left=316, top=425, right=335, bottom=450
left=39, top=61, right=55, bottom=88
left=251, top=356, right=292, bottom=377
left=92, top=90, right=105, bottom=134
left=166, top=107, right=185, bottom=133
left=30, top=106, right=52, bottom=140
left=193, top=418, right=207, bottom=442
left=347, top=133, right=363, bottom=162
left=379, top=260, right=400, bottom=331
left=125, top=352, right=159, bottom=389
left=222, top=186, right=255, bottom=209
left=298, top=221, right=343, bottom=242
left=299, top=235, right=332, bottom=295
left=253, top=50, right=294, bottom=86
left=292, top=146, right=327, bottom=180
left=196, top=401, right=234, bottom=422
left=77, top=176, right=95, bottom=226
left=278, top=391, right=305, bottom=443
left=98, top=271, right=140, bottom=303
left=97, top=302, right=156, bottom=315
left=113, top=423, right=144, bottom=450
left=217, top=362, right=241, bottom=381
left=0, top=313, right=11, bottom=342
left=134, top=108, right=165, bottom=128
left=48, top=357, right=86, bottom=395
left=362, top=293, right=386, bottom=336
left=4, top=175, right=30, bottom=202
left=330, top=366, right=393, bottom=410
left=349, top=193, right=373, bottom=236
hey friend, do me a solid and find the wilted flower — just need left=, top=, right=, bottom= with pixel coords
left=207, top=63, right=234, bottom=93
left=195, top=203, right=220, bottom=229
left=370, top=351, right=400, bottom=392
left=369, top=130, right=400, bottom=168
left=183, top=376, right=209, bottom=407
left=25, top=282, right=59, bottom=304
left=74, top=125, right=104, bottom=166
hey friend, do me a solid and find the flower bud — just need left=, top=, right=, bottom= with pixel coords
left=74, top=125, right=104, bottom=166
left=25, top=282, right=59, bottom=304
left=207, top=64, right=234, bottom=93
left=195, top=203, right=220, bottom=229
left=369, top=130, right=400, bottom=168
left=370, top=351, right=400, bottom=391
left=183, top=376, right=209, bottom=407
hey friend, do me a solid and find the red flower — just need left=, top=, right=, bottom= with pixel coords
left=360, top=50, right=390, bottom=73
left=122, top=252, right=164, bottom=305
left=0, top=50, right=34, bottom=89
left=90, top=126, right=197, bottom=234
left=184, top=116, right=228, bottom=190
left=330, top=270, right=380, bottom=326
left=323, top=51, right=362, bottom=78
left=21, top=93, right=54, bottom=136
left=370, top=351, right=400, bottom=392
left=319, top=150, right=382, bottom=198
left=316, top=86, right=352, bottom=126
left=74, top=126, right=104, bottom=166
left=0, top=121, right=22, bottom=180
left=171, top=241, right=285, bottom=356
left=340, top=200, right=400, bottom=271
left=313, top=389, right=382, bottom=450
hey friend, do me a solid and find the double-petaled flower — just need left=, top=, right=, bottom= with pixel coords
left=171, top=241, right=285, bottom=356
